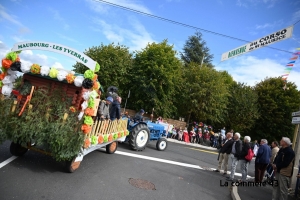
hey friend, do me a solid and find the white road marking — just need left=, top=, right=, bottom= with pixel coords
left=114, top=150, right=254, bottom=179
left=0, top=156, right=18, bottom=169
left=115, top=150, right=203, bottom=170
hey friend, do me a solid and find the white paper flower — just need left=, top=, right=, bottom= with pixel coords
left=81, top=101, right=88, bottom=110
left=2, top=76, right=12, bottom=84
left=21, top=63, right=31, bottom=73
left=57, top=70, right=68, bottom=81
left=2, top=84, right=13, bottom=96
left=78, top=111, right=84, bottom=120
left=7, top=69, right=17, bottom=76
left=83, top=91, right=91, bottom=101
left=9, top=75, right=17, bottom=83
left=74, top=76, right=84, bottom=87
left=40, top=66, right=50, bottom=76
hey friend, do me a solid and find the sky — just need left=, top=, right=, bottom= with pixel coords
left=0, top=0, right=300, bottom=88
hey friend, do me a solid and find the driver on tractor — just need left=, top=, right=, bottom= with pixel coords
left=134, top=109, right=145, bottom=122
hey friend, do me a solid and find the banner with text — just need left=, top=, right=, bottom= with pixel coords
left=221, top=26, right=294, bottom=61
left=11, top=41, right=96, bottom=70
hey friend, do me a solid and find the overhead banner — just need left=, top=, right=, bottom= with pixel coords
left=221, top=26, right=294, bottom=61
left=11, top=41, right=96, bottom=70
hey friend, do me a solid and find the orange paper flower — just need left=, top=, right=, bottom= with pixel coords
left=108, top=134, right=113, bottom=142
left=84, top=138, right=91, bottom=149
left=2, top=59, right=12, bottom=69
left=118, top=132, right=121, bottom=138
left=81, top=124, right=92, bottom=134
left=98, top=135, right=103, bottom=144
left=30, top=64, right=41, bottom=74
left=93, top=74, right=98, bottom=81
left=66, top=73, right=76, bottom=84
left=0, top=73, right=5, bottom=80
left=93, top=81, right=100, bottom=90
left=84, top=107, right=94, bottom=116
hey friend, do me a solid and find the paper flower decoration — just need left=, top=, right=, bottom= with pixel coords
left=98, top=135, right=104, bottom=144
left=77, top=111, right=84, bottom=120
left=0, top=81, right=3, bottom=88
left=81, top=101, right=88, bottom=110
left=30, top=64, right=41, bottom=74
left=84, top=138, right=91, bottom=149
left=2, top=76, right=13, bottom=84
left=74, top=76, right=84, bottom=87
left=81, top=124, right=92, bottom=134
left=0, top=73, right=5, bottom=80
left=66, top=73, right=76, bottom=84
left=89, top=90, right=98, bottom=99
left=49, top=67, right=58, bottom=78
left=91, top=136, right=98, bottom=145
left=6, top=52, right=18, bottom=62
left=82, top=91, right=91, bottom=101
left=10, top=61, right=22, bottom=72
left=40, top=66, right=50, bottom=76
left=93, top=74, right=98, bottom=81
left=69, top=106, right=76, bottom=113
left=88, top=98, right=95, bottom=108
left=84, top=108, right=94, bottom=116
left=84, top=116, right=93, bottom=125
left=121, top=131, right=124, bottom=137
left=108, top=134, right=113, bottom=142
left=21, top=63, right=31, bottom=73
left=93, top=81, right=100, bottom=90
left=2, top=59, right=12, bottom=69
left=103, top=135, right=108, bottom=143
left=82, top=78, right=93, bottom=89
left=2, top=84, right=13, bottom=96
left=95, top=62, right=100, bottom=72
left=84, top=70, right=94, bottom=79
left=57, top=70, right=68, bottom=81
left=113, top=133, right=118, bottom=140
left=118, top=132, right=121, bottom=138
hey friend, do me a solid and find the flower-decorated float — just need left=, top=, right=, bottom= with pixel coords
left=0, top=41, right=129, bottom=172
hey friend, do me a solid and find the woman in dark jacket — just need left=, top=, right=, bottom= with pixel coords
left=239, top=136, right=252, bottom=182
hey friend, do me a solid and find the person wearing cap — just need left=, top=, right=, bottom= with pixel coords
left=134, top=109, right=145, bottom=122
left=272, top=137, right=295, bottom=200
left=97, top=96, right=113, bottom=120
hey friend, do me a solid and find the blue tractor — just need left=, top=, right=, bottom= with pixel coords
left=125, top=118, right=168, bottom=151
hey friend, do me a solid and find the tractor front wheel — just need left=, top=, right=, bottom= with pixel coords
left=129, top=123, right=150, bottom=151
left=10, top=142, right=28, bottom=156
left=156, top=138, right=168, bottom=151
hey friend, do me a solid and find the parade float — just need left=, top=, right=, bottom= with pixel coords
left=0, top=41, right=129, bottom=172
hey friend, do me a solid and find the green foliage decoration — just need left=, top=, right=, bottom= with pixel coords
left=1, top=87, right=85, bottom=161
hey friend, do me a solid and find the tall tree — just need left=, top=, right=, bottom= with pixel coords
left=227, top=82, right=260, bottom=133
left=126, top=40, right=182, bottom=117
left=177, top=63, right=230, bottom=125
left=73, top=43, right=133, bottom=97
left=251, top=77, right=300, bottom=142
left=180, top=32, right=214, bottom=66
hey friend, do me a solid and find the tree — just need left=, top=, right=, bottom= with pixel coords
left=73, top=43, right=133, bottom=97
left=251, top=77, right=300, bottom=142
left=226, top=82, right=260, bottom=133
left=180, top=32, right=214, bottom=66
left=126, top=40, right=182, bottom=117
left=177, top=63, right=230, bottom=125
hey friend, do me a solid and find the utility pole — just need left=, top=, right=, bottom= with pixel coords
left=290, top=110, right=300, bottom=193
left=123, top=90, right=130, bottom=114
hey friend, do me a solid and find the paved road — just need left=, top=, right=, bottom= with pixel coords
left=0, top=139, right=272, bottom=200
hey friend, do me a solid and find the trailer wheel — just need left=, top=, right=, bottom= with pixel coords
left=129, top=123, right=150, bottom=151
left=106, top=141, right=118, bottom=154
left=10, top=142, right=28, bottom=156
left=156, top=138, right=167, bottom=151
left=66, top=158, right=81, bottom=173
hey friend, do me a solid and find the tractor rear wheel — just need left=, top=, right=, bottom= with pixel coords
left=106, top=141, right=118, bottom=154
left=156, top=138, right=167, bottom=151
left=129, top=123, right=150, bottom=151
left=10, top=142, right=28, bottom=156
